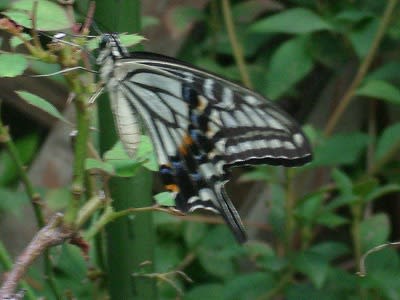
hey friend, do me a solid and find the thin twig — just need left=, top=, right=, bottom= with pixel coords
left=221, top=0, right=253, bottom=89
left=0, top=214, right=73, bottom=299
left=324, top=0, right=399, bottom=135
left=30, top=1, right=42, bottom=50
left=357, top=241, right=400, bottom=277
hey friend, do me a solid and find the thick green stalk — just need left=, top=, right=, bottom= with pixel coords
left=95, top=1, right=157, bottom=299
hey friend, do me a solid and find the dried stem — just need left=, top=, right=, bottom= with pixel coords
left=221, top=0, right=253, bottom=89
left=0, top=214, right=74, bottom=298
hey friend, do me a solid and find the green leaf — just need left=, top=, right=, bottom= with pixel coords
left=184, top=284, right=224, bottom=300
left=348, top=18, right=379, bottom=58
left=223, top=273, right=276, bottom=300
left=86, top=33, right=146, bottom=51
left=0, top=133, right=39, bottom=186
left=135, top=135, right=158, bottom=171
left=268, top=184, right=286, bottom=238
left=250, top=8, right=332, bottom=34
left=334, top=10, right=374, bottom=23
left=10, top=33, right=31, bottom=49
left=184, top=222, right=208, bottom=249
left=364, top=184, right=400, bottom=203
left=309, top=242, right=350, bottom=261
left=325, top=194, right=360, bottom=210
left=359, top=213, right=390, bottom=253
left=366, top=62, right=400, bottom=82
left=331, top=169, right=353, bottom=195
left=153, top=192, right=175, bottom=207
left=316, top=212, right=348, bottom=228
left=310, top=133, right=369, bottom=167
left=239, top=166, right=274, bottom=182
left=265, top=36, right=313, bottom=99
left=0, top=188, right=29, bottom=215
left=357, top=80, right=400, bottom=104
left=353, top=177, right=379, bottom=198
left=155, top=242, right=183, bottom=272
left=197, top=227, right=240, bottom=279
left=84, top=158, right=114, bottom=175
left=171, top=6, right=204, bottom=31
left=296, top=193, right=325, bottom=223
left=4, top=0, right=71, bottom=31
left=375, top=122, right=400, bottom=161
left=103, top=142, right=143, bottom=177
left=16, top=91, right=67, bottom=122
left=293, top=251, right=330, bottom=289
left=0, top=53, right=28, bottom=77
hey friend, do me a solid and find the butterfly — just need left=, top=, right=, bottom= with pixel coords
left=97, top=33, right=312, bottom=243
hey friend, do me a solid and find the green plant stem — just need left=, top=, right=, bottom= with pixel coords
left=350, top=202, right=367, bottom=298
left=84, top=205, right=165, bottom=240
left=221, top=0, right=253, bottom=89
left=324, top=0, right=398, bottom=136
left=0, top=103, right=61, bottom=298
left=64, top=87, right=91, bottom=226
left=0, top=112, right=45, bottom=228
left=284, top=169, right=296, bottom=254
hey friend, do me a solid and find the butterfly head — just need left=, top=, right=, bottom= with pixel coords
left=97, top=33, right=129, bottom=64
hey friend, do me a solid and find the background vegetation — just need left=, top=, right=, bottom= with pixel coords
left=0, top=0, right=400, bottom=299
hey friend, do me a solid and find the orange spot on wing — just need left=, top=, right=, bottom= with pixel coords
left=165, top=184, right=180, bottom=192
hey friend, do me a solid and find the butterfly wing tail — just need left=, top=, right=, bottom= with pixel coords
left=215, top=182, right=247, bottom=243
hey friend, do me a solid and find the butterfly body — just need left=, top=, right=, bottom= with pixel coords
left=98, top=33, right=312, bottom=243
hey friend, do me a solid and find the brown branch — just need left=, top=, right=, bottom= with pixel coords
left=0, top=214, right=74, bottom=298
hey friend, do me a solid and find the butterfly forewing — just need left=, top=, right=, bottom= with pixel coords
left=98, top=33, right=312, bottom=243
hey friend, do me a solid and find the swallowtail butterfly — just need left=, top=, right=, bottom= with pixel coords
left=98, top=33, right=312, bottom=243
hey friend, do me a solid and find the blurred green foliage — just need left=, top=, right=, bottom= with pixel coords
left=0, top=0, right=400, bottom=299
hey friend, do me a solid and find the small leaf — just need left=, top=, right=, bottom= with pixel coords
left=86, top=33, right=146, bottom=51
left=154, top=192, right=175, bottom=207
left=251, top=8, right=332, bottom=34
left=0, top=188, right=29, bottom=216
left=310, top=133, right=369, bottom=167
left=365, top=184, right=400, bottom=203
left=375, top=122, right=400, bottom=161
left=10, top=33, right=31, bottom=49
left=4, top=0, right=71, bottom=31
left=334, top=10, right=374, bottom=23
left=296, top=193, right=325, bottom=223
left=184, top=222, right=208, bottom=249
left=196, top=227, right=240, bottom=279
left=223, top=273, right=276, bottom=300
left=16, top=91, right=67, bottom=122
left=349, top=18, right=379, bottom=58
left=135, top=135, right=158, bottom=171
left=264, top=35, right=313, bottom=99
left=293, top=251, right=330, bottom=289
left=325, top=194, right=360, bottom=210
left=184, top=284, right=224, bottom=300
left=331, top=169, right=353, bottom=195
left=85, top=158, right=114, bottom=175
left=357, top=79, right=400, bottom=104
left=316, top=212, right=348, bottom=228
left=0, top=53, right=28, bottom=77
left=0, top=133, right=39, bottom=185
left=366, top=62, right=400, bottom=82
left=104, top=142, right=143, bottom=177
left=359, top=213, right=390, bottom=253
left=309, top=242, right=350, bottom=261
